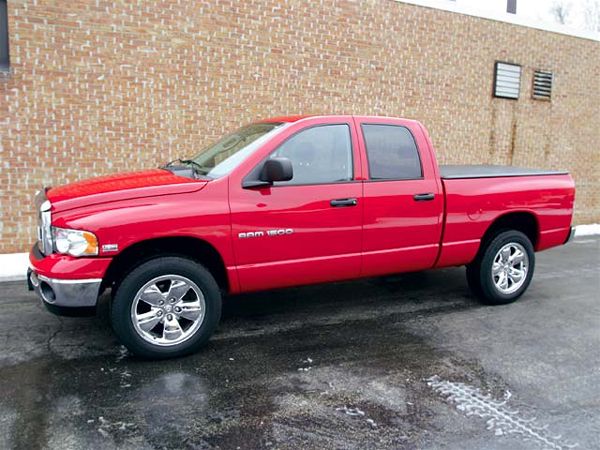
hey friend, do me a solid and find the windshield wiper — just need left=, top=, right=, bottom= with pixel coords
left=164, top=158, right=210, bottom=175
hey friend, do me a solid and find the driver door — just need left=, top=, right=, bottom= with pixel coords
left=229, top=118, right=363, bottom=292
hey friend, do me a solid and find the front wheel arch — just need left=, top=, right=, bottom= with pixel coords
left=102, top=236, right=230, bottom=295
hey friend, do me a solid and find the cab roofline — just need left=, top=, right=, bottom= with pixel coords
left=258, top=114, right=420, bottom=124
left=258, top=115, right=313, bottom=123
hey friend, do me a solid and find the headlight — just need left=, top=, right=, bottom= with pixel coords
left=52, top=227, right=98, bottom=256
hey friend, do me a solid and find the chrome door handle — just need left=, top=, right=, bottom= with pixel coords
left=413, top=193, right=435, bottom=201
left=330, top=198, right=358, bottom=207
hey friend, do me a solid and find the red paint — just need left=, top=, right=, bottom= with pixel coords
left=29, top=250, right=112, bottom=280
left=30, top=115, right=575, bottom=295
left=47, top=169, right=206, bottom=213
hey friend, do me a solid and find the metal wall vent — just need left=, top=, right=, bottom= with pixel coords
left=532, top=70, right=553, bottom=100
left=494, top=62, right=521, bottom=99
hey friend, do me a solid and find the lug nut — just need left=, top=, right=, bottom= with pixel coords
left=175, top=306, right=182, bottom=313
left=170, top=298, right=176, bottom=304
left=157, top=310, right=163, bottom=316
left=167, top=314, right=173, bottom=321
left=159, top=300, right=164, bottom=306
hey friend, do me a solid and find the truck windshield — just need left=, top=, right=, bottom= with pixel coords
left=189, top=122, right=288, bottom=179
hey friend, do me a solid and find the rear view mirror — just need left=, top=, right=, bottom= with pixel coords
left=260, top=158, right=293, bottom=183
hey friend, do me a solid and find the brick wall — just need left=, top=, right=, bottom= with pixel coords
left=0, top=0, right=598, bottom=253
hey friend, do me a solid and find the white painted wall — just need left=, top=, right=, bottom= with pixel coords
left=395, top=0, right=600, bottom=41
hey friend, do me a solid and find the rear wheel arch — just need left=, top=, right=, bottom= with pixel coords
left=102, top=236, right=230, bottom=294
left=479, top=211, right=539, bottom=255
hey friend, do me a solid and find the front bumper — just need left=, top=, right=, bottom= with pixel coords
left=28, top=268, right=102, bottom=308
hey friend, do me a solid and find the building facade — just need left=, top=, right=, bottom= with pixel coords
left=0, top=0, right=598, bottom=253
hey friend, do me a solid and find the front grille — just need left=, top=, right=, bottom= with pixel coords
left=34, top=189, right=52, bottom=255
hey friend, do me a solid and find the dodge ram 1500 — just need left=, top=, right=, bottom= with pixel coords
left=28, top=115, right=575, bottom=358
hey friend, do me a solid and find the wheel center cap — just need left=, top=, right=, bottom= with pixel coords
left=165, top=305, right=173, bottom=313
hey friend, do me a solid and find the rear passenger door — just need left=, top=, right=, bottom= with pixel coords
left=355, top=117, right=444, bottom=277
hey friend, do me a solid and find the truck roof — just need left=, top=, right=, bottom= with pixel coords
left=261, top=115, right=312, bottom=123
left=260, top=115, right=420, bottom=124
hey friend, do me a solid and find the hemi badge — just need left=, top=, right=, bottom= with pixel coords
left=102, top=244, right=119, bottom=252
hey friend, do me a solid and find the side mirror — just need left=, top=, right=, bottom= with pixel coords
left=260, top=157, right=293, bottom=183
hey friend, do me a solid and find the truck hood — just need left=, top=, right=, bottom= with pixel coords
left=47, top=169, right=208, bottom=212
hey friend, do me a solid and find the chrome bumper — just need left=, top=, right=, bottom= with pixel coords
left=29, top=270, right=101, bottom=308
left=564, top=226, right=576, bottom=244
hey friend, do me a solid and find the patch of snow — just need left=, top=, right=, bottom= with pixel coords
left=0, top=253, right=29, bottom=282
left=335, top=406, right=365, bottom=417
left=427, top=376, right=578, bottom=450
left=574, top=223, right=600, bottom=237
left=366, top=418, right=377, bottom=428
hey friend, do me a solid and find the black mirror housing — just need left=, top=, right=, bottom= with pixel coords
left=260, top=158, right=293, bottom=183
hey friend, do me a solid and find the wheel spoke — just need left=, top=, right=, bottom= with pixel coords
left=139, top=285, right=166, bottom=306
left=500, top=247, right=511, bottom=262
left=509, top=249, right=525, bottom=265
left=498, top=272, right=509, bottom=290
left=137, top=309, right=162, bottom=332
left=508, top=267, right=524, bottom=282
left=180, top=301, right=202, bottom=321
left=168, top=280, right=190, bottom=301
left=163, top=316, right=184, bottom=341
left=492, top=262, right=503, bottom=275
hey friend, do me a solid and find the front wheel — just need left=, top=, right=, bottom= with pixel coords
left=111, top=257, right=222, bottom=359
left=466, top=230, right=535, bottom=305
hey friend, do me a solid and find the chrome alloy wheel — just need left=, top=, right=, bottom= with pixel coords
left=131, top=275, right=206, bottom=346
left=491, top=242, right=529, bottom=295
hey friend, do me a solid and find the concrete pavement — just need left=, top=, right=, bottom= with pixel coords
left=0, top=237, right=598, bottom=449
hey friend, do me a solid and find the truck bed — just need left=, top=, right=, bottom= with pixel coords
left=440, top=165, right=568, bottom=179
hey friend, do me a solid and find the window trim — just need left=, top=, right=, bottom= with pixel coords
left=242, top=122, right=357, bottom=188
left=360, top=123, right=424, bottom=182
left=0, top=0, right=9, bottom=72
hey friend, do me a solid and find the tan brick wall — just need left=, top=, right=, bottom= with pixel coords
left=1, top=0, right=598, bottom=253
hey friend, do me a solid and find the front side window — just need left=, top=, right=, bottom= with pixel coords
left=270, top=124, right=353, bottom=185
left=362, top=124, right=422, bottom=180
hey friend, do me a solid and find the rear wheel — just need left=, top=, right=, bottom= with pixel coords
left=466, top=230, right=535, bottom=305
left=111, top=257, right=221, bottom=359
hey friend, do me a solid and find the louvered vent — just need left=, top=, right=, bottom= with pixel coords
left=494, top=62, right=521, bottom=99
left=533, top=70, right=553, bottom=100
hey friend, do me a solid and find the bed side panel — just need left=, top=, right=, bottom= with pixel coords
left=436, top=174, right=575, bottom=267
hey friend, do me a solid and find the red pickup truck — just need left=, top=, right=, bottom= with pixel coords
left=28, top=115, right=575, bottom=358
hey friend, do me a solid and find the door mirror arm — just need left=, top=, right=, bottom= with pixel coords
left=242, top=179, right=272, bottom=189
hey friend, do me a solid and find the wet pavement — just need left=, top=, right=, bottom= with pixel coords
left=0, top=237, right=598, bottom=449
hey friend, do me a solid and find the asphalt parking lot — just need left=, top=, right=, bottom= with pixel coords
left=0, top=237, right=598, bottom=450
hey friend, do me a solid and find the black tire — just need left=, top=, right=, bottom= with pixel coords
left=111, top=256, right=222, bottom=359
left=466, top=230, right=535, bottom=305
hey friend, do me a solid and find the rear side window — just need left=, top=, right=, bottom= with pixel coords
left=362, top=124, right=422, bottom=180
left=270, top=124, right=353, bottom=185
